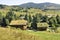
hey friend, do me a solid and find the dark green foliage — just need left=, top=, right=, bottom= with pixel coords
left=0, top=5, right=5, bottom=9
left=38, top=14, right=43, bottom=22
left=32, top=16, right=37, bottom=23
left=48, top=16, right=59, bottom=32
left=31, top=16, right=37, bottom=30
left=28, top=14, right=32, bottom=23
left=19, top=14, right=24, bottom=19
left=0, top=12, right=9, bottom=27
left=56, top=15, right=60, bottom=24
left=0, top=12, right=3, bottom=26
left=36, top=13, right=41, bottom=23
left=1, top=17, right=9, bottom=26
left=6, top=10, right=16, bottom=22
left=11, top=7, right=23, bottom=12
left=24, top=14, right=29, bottom=20
left=5, top=19, right=9, bottom=26
left=42, top=15, right=48, bottom=22
left=23, top=9, right=28, bottom=12
left=1, top=17, right=6, bottom=26
left=24, top=14, right=32, bottom=23
left=48, top=17, right=58, bottom=27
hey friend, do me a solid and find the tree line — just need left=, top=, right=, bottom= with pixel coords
left=0, top=10, right=60, bottom=32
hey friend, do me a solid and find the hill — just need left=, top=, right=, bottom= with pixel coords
left=1, top=2, right=60, bottom=10
left=19, top=2, right=60, bottom=9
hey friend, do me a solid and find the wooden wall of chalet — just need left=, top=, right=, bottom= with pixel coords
left=9, top=25, right=27, bottom=30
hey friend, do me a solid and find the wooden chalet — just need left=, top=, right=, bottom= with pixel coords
left=37, top=23, right=49, bottom=31
left=9, top=20, right=28, bottom=30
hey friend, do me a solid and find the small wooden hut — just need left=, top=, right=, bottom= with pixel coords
left=9, top=20, right=28, bottom=30
left=37, top=23, right=49, bottom=31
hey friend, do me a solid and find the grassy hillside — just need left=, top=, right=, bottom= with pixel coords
left=0, top=27, right=60, bottom=40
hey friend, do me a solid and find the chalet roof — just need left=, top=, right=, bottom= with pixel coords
left=10, top=20, right=28, bottom=25
left=37, top=23, right=49, bottom=27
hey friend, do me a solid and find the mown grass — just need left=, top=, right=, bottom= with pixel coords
left=0, top=27, right=60, bottom=40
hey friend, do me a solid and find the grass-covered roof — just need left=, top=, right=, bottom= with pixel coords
left=10, top=20, right=28, bottom=25
left=37, top=22, right=49, bottom=27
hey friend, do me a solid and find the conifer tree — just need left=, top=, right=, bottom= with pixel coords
left=6, top=10, right=16, bottom=22
left=31, top=16, right=37, bottom=30
left=0, top=12, right=3, bottom=26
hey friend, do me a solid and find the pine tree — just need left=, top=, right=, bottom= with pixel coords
left=31, top=16, right=37, bottom=30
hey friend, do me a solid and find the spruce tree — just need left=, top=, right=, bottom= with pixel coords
left=31, top=16, right=37, bottom=30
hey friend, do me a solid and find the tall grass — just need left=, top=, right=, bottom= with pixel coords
left=0, top=27, right=60, bottom=40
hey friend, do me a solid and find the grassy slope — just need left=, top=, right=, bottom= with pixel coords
left=0, top=27, right=60, bottom=40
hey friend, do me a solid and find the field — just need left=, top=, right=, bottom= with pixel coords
left=0, top=27, right=60, bottom=40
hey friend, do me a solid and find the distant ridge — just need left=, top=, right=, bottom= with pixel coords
left=19, top=2, right=60, bottom=9
left=0, top=2, right=60, bottom=9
